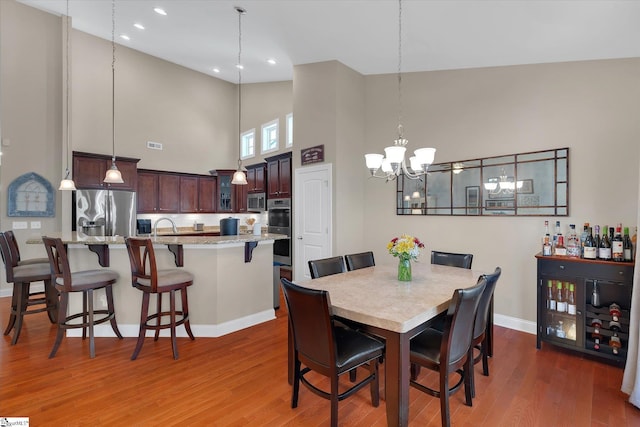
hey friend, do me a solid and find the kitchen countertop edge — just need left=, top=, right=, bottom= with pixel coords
left=27, top=232, right=288, bottom=246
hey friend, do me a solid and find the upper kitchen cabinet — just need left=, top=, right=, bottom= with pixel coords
left=137, top=171, right=159, bottom=213
left=266, top=153, right=291, bottom=199
left=210, top=170, right=234, bottom=212
left=136, top=170, right=180, bottom=213
left=246, top=163, right=267, bottom=194
left=180, top=175, right=216, bottom=213
left=73, top=151, right=139, bottom=191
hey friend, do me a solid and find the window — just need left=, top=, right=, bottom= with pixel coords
left=240, top=129, right=255, bottom=159
left=261, top=119, right=279, bottom=154
left=286, top=113, right=293, bottom=147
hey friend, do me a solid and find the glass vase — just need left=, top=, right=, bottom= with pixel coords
left=397, top=258, right=412, bottom=281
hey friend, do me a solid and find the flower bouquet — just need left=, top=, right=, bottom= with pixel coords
left=387, top=234, right=424, bottom=281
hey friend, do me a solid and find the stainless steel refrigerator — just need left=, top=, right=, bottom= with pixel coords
left=75, top=189, right=136, bottom=237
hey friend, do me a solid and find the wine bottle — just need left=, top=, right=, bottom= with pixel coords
left=591, top=280, right=601, bottom=307
left=632, top=227, right=637, bottom=259
left=542, top=220, right=552, bottom=256
left=580, top=222, right=589, bottom=257
left=624, top=227, right=633, bottom=262
left=583, top=227, right=597, bottom=260
left=556, top=320, right=566, bottom=338
left=554, top=234, right=567, bottom=256
left=594, top=225, right=601, bottom=252
left=567, top=283, right=576, bottom=315
left=592, top=318, right=603, bottom=350
left=609, top=319, right=622, bottom=332
left=598, top=227, right=612, bottom=260
left=612, top=224, right=624, bottom=262
left=553, top=220, right=561, bottom=248
left=609, top=334, right=622, bottom=355
left=547, top=280, right=556, bottom=310
left=566, top=224, right=580, bottom=257
left=609, top=303, right=621, bottom=322
left=556, top=282, right=566, bottom=312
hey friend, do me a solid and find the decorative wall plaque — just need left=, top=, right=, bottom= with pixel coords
left=301, top=145, right=324, bottom=165
left=7, top=172, right=55, bottom=217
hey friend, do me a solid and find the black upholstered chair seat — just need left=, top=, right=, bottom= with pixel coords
left=409, top=328, right=444, bottom=366
left=334, top=326, right=384, bottom=371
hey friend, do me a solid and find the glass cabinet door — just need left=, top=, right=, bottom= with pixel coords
left=540, top=278, right=582, bottom=347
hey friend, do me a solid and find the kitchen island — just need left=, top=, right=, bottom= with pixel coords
left=27, top=231, right=287, bottom=337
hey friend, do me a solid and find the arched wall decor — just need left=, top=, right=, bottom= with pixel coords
left=7, top=172, right=56, bottom=217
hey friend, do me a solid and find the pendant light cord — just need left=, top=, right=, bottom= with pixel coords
left=111, top=0, right=116, bottom=164
left=397, top=0, right=403, bottom=140
left=65, top=0, right=71, bottom=175
left=237, top=7, right=245, bottom=168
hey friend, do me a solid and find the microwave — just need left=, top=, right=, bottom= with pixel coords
left=247, top=192, right=266, bottom=212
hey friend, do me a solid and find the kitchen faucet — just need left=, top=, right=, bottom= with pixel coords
left=153, top=217, right=178, bottom=236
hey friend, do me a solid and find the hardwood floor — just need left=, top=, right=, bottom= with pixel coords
left=1, top=295, right=639, bottom=426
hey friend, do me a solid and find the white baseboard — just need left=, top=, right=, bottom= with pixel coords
left=0, top=283, right=45, bottom=298
left=494, top=313, right=537, bottom=335
left=65, top=309, right=276, bottom=338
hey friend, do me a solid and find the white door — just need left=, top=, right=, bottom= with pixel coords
left=294, top=163, right=332, bottom=281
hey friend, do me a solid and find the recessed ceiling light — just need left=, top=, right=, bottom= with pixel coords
left=120, top=34, right=130, bottom=41
left=267, top=58, right=277, bottom=65
left=236, top=64, right=244, bottom=70
left=134, top=23, right=145, bottom=30
left=154, top=7, right=167, bottom=16
left=212, top=68, right=220, bottom=73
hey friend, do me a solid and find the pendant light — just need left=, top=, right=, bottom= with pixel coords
left=103, top=0, right=124, bottom=184
left=59, top=0, right=76, bottom=191
left=364, top=0, right=436, bottom=181
left=231, top=6, right=248, bottom=186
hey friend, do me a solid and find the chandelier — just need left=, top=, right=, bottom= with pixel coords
left=364, top=0, right=436, bottom=181
left=483, top=169, right=523, bottom=195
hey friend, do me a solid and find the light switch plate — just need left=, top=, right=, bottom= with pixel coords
left=12, top=221, right=28, bottom=229
left=30, top=221, right=41, bottom=229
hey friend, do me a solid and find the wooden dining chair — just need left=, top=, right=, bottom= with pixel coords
left=42, top=236, right=122, bottom=358
left=470, top=267, right=502, bottom=397
left=125, top=237, right=195, bottom=360
left=0, top=232, right=57, bottom=345
left=5, top=230, right=49, bottom=265
left=308, top=256, right=345, bottom=279
left=431, top=250, right=473, bottom=269
left=344, top=251, right=375, bottom=271
left=409, top=277, right=486, bottom=427
left=281, top=278, right=384, bottom=427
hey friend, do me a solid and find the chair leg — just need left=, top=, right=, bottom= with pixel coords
left=49, top=292, right=69, bottom=358
left=170, top=290, right=178, bottom=359
left=464, top=356, right=473, bottom=406
left=88, top=289, right=96, bottom=358
left=440, top=370, right=451, bottom=427
left=330, top=371, right=339, bottom=427
left=44, top=279, right=58, bottom=324
left=291, top=358, right=301, bottom=408
left=481, top=339, right=490, bottom=376
left=131, top=292, right=150, bottom=361
left=180, top=287, right=195, bottom=340
left=369, top=360, right=380, bottom=407
left=11, top=283, right=30, bottom=345
left=82, top=291, right=88, bottom=340
left=410, top=363, right=421, bottom=381
left=105, top=285, right=123, bottom=339
left=3, top=282, right=20, bottom=336
left=349, top=369, right=357, bottom=382
left=154, top=293, right=162, bottom=341
left=470, top=348, right=476, bottom=398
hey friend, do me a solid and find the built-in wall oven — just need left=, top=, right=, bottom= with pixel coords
left=267, top=198, right=291, bottom=266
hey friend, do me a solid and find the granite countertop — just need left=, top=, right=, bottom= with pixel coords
left=27, top=231, right=287, bottom=246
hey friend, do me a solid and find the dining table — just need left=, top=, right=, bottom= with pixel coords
left=294, top=261, right=486, bottom=427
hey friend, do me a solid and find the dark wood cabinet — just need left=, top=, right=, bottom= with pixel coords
left=266, top=153, right=291, bottom=198
left=138, top=171, right=217, bottom=214
left=246, top=163, right=266, bottom=194
left=536, top=254, right=634, bottom=365
left=158, top=174, right=180, bottom=213
left=235, top=183, right=248, bottom=213
left=73, top=151, right=139, bottom=191
left=210, top=170, right=234, bottom=212
left=137, top=172, right=159, bottom=213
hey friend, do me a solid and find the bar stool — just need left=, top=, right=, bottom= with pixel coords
left=0, top=232, right=57, bottom=345
left=42, top=236, right=122, bottom=358
left=125, top=237, right=195, bottom=360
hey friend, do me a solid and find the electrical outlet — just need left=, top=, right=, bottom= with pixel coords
left=30, top=221, right=41, bottom=229
left=12, top=221, right=28, bottom=229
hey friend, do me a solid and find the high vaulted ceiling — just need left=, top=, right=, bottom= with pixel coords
left=18, top=0, right=640, bottom=84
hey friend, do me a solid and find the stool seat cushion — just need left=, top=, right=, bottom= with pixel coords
left=136, top=269, right=194, bottom=290
left=13, top=262, right=51, bottom=281
left=55, top=269, right=119, bottom=290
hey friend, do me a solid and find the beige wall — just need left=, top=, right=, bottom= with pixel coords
left=0, top=0, right=62, bottom=263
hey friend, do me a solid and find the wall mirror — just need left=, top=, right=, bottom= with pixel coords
left=396, top=148, right=568, bottom=216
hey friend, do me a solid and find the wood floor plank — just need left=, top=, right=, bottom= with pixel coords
left=1, top=295, right=639, bottom=425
